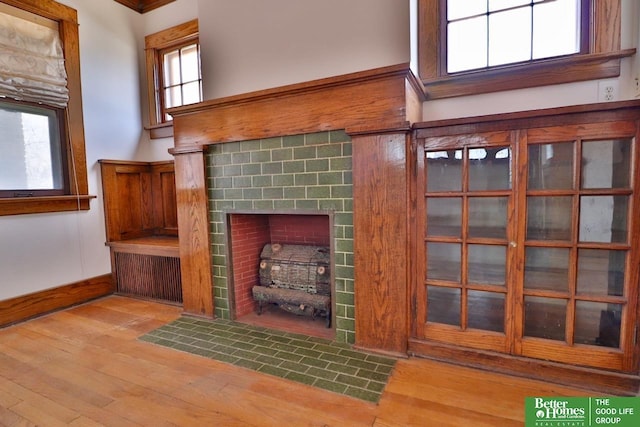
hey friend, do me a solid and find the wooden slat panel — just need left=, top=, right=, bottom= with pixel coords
left=114, top=252, right=182, bottom=303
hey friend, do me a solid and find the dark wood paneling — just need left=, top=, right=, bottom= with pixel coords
left=0, top=274, right=114, bottom=327
left=99, top=160, right=177, bottom=241
left=353, top=133, right=410, bottom=355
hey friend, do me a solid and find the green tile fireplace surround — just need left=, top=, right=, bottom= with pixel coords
left=206, top=130, right=355, bottom=344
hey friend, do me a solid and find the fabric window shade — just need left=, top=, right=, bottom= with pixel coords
left=0, top=10, right=68, bottom=108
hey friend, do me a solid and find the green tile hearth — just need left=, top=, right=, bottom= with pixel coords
left=140, top=317, right=396, bottom=403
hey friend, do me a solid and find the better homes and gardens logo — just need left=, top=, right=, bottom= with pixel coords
left=525, top=397, right=640, bottom=427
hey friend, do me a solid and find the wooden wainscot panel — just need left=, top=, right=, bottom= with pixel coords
left=99, top=160, right=177, bottom=241
left=352, top=132, right=411, bottom=356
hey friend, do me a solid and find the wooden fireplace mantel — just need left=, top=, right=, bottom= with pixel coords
left=170, top=63, right=425, bottom=356
left=169, top=63, right=425, bottom=150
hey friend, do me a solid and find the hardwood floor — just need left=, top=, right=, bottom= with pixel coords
left=0, top=296, right=593, bottom=426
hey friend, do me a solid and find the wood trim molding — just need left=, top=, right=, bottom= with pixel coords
left=0, top=195, right=94, bottom=216
left=0, top=274, right=115, bottom=327
left=113, top=0, right=175, bottom=14
left=409, top=338, right=640, bottom=396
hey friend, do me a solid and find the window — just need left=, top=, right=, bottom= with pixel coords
left=145, top=19, right=201, bottom=139
left=447, top=0, right=586, bottom=73
left=0, top=0, right=91, bottom=216
left=418, top=0, right=635, bottom=98
left=0, top=100, right=66, bottom=197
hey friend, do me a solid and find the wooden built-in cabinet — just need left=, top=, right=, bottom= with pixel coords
left=411, top=101, right=640, bottom=395
left=99, top=160, right=182, bottom=304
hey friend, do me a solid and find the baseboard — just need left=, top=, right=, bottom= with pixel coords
left=408, top=338, right=640, bottom=396
left=0, top=274, right=115, bottom=327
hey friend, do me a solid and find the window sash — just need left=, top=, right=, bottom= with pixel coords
left=0, top=99, right=68, bottom=197
left=418, top=0, right=631, bottom=99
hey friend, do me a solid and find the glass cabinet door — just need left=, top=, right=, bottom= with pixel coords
left=417, top=133, right=514, bottom=352
left=519, top=129, right=635, bottom=370
left=416, top=122, right=639, bottom=372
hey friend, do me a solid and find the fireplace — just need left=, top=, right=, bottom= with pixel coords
left=228, top=212, right=331, bottom=309
left=206, top=131, right=354, bottom=342
left=170, top=64, right=422, bottom=351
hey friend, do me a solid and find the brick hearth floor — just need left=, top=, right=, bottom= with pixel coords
left=140, top=317, right=396, bottom=403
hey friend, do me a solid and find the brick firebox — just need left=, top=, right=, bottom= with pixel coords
left=229, top=213, right=331, bottom=318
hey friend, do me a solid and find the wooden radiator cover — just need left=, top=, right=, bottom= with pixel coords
left=114, top=252, right=182, bottom=303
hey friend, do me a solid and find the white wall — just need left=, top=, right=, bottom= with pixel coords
left=0, top=0, right=197, bottom=300
left=1, top=0, right=637, bottom=302
left=197, top=0, right=410, bottom=100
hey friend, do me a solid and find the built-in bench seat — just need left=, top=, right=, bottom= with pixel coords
left=99, top=160, right=181, bottom=304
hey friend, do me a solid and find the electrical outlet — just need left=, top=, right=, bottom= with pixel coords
left=635, top=77, right=640, bottom=98
left=598, top=80, right=618, bottom=102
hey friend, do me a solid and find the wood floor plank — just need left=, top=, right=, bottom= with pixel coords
left=0, top=296, right=597, bottom=426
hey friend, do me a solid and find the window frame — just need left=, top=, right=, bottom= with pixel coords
left=145, top=19, right=199, bottom=139
left=418, top=0, right=635, bottom=99
left=0, top=0, right=92, bottom=216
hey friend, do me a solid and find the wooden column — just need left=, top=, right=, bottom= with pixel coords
left=172, top=147, right=214, bottom=317
left=352, top=131, right=411, bottom=356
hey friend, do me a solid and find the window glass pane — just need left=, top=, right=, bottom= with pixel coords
left=447, top=0, right=486, bottom=21
left=524, top=247, right=569, bottom=291
left=575, top=301, right=621, bottom=348
left=581, top=139, right=631, bottom=189
left=165, top=86, right=182, bottom=109
left=447, top=16, right=487, bottom=73
left=427, top=286, right=460, bottom=326
left=469, top=147, right=511, bottom=190
left=524, top=296, right=566, bottom=341
left=528, top=142, right=574, bottom=190
left=579, top=196, right=628, bottom=243
left=489, top=7, right=532, bottom=66
left=533, top=0, right=580, bottom=59
left=489, top=0, right=530, bottom=11
left=182, top=81, right=201, bottom=105
left=0, top=103, right=62, bottom=191
left=526, top=196, right=573, bottom=240
left=427, top=242, right=461, bottom=283
left=468, top=197, right=508, bottom=239
left=468, top=290, right=504, bottom=332
left=577, top=249, right=625, bottom=297
left=180, top=44, right=200, bottom=82
left=426, top=150, right=462, bottom=192
left=427, top=197, right=462, bottom=237
left=468, top=244, right=506, bottom=285
left=163, top=49, right=182, bottom=87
